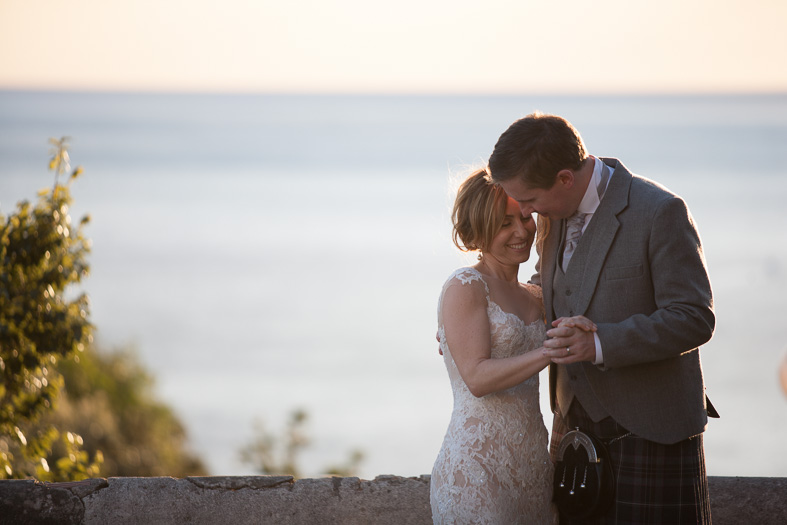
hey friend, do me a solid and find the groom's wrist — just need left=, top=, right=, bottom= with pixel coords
left=593, top=332, right=604, bottom=365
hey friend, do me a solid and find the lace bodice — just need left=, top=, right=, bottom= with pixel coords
left=430, top=267, right=556, bottom=524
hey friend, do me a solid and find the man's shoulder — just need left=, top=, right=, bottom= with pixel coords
left=600, top=157, right=674, bottom=208
left=625, top=174, right=700, bottom=235
left=606, top=158, right=679, bottom=202
left=630, top=174, right=676, bottom=201
left=601, top=157, right=677, bottom=198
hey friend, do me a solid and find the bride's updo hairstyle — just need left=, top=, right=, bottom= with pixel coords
left=452, top=168, right=510, bottom=254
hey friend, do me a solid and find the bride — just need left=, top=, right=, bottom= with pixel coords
left=430, top=169, right=592, bottom=524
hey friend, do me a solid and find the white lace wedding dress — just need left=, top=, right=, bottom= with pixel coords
left=430, top=267, right=557, bottom=524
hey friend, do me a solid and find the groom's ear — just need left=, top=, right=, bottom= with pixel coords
left=555, top=169, right=574, bottom=188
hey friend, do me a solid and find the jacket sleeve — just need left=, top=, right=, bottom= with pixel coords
left=596, top=195, right=715, bottom=369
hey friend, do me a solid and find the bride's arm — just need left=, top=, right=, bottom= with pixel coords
left=442, top=283, right=551, bottom=398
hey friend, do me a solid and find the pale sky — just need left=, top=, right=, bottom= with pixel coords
left=1, top=0, right=785, bottom=94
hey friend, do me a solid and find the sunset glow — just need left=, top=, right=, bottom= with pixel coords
left=1, top=0, right=786, bottom=94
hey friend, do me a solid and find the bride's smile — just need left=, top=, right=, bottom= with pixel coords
left=481, top=197, right=536, bottom=277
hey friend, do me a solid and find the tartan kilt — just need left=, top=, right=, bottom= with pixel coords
left=559, top=402, right=712, bottom=525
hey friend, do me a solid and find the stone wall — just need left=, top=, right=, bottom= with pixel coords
left=2, top=475, right=786, bottom=524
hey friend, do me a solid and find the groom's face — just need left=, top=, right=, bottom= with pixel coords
left=498, top=175, right=575, bottom=220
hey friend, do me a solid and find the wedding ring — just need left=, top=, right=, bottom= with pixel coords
left=566, top=347, right=571, bottom=355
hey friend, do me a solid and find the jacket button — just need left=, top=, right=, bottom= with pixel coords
left=565, top=289, right=572, bottom=296
left=570, top=375, right=577, bottom=381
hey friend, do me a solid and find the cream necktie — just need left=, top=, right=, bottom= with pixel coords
left=562, top=212, right=587, bottom=272
left=561, top=162, right=611, bottom=272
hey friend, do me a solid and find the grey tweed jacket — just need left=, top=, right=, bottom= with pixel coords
left=535, top=158, right=716, bottom=444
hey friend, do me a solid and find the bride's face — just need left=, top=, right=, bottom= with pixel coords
left=486, top=197, right=536, bottom=265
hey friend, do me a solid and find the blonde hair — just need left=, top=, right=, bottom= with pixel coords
left=451, top=168, right=510, bottom=253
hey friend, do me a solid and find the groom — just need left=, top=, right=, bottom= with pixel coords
left=488, top=113, right=716, bottom=524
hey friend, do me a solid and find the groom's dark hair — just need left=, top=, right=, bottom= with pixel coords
left=488, top=112, right=588, bottom=189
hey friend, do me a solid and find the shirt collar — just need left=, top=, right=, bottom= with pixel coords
left=576, top=156, right=610, bottom=215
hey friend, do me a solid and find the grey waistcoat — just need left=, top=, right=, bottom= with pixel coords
left=552, top=252, right=609, bottom=422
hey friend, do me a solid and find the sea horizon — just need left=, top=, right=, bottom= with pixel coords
left=2, top=90, right=786, bottom=479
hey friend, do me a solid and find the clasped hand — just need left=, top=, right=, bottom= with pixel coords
left=542, top=315, right=597, bottom=364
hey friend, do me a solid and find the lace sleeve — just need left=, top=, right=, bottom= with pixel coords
left=437, top=267, right=489, bottom=327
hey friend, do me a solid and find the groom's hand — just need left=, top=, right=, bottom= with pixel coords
left=543, top=323, right=596, bottom=363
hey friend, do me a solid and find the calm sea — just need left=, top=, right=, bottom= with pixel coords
left=1, top=91, right=786, bottom=479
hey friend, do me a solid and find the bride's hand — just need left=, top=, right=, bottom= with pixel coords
left=553, top=315, right=597, bottom=332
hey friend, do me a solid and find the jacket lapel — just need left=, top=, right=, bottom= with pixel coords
left=573, top=158, right=631, bottom=315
